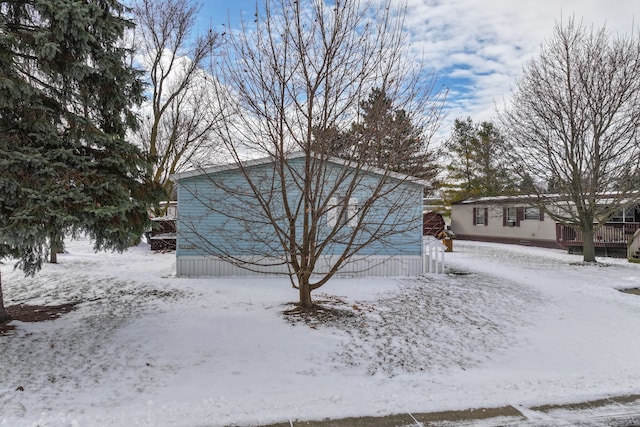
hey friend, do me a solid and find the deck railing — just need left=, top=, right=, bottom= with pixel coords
left=556, top=222, right=640, bottom=247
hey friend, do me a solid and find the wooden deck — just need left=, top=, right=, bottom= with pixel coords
left=149, top=218, right=176, bottom=251
left=556, top=222, right=640, bottom=257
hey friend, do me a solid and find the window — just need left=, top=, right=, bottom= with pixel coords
left=327, top=197, right=359, bottom=227
left=504, top=207, right=516, bottom=226
left=524, top=207, right=540, bottom=220
left=611, top=210, right=624, bottom=222
left=473, top=207, right=487, bottom=226
left=626, top=206, right=636, bottom=222
left=611, top=206, right=636, bottom=223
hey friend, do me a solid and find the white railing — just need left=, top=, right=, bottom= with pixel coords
left=423, top=236, right=446, bottom=274
left=627, top=228, right=640, bottom=261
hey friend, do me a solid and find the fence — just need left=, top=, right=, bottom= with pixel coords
left=423, top=236, right=446, bottom=274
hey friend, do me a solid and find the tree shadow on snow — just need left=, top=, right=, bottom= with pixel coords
left=0, top=303, right=78, bottom=335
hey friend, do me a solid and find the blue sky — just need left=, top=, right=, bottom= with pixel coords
left=197, top=0, right=638, bottom=140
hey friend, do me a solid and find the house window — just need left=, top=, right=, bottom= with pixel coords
left=524, top=207, right=540, bottom=220
left=473, top=207, right=487, bottom=226
left=505, top=207, right=516, bottom=227
left=611, top=210, right=624, bottom=222
left=327, top=197, right=359, bottom=227
left=626, top=206, right=636, bottom=222
left=611, top=206, right=636, bottom=223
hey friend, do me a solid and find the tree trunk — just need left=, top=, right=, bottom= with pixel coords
left=298, top=276, right=314, bottom=309
left=49, top=233, right=63, bottom=264
left=49, top=246, right=57, bottom=264
left=582, top=228, right=597, bottom=263
left=0, top=270, right=9, bottom=323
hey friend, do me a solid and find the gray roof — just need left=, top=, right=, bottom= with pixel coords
left=170, top=151, right=428, bottom=186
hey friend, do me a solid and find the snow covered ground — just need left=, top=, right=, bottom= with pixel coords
left=2, top=238, right=640, bottom=426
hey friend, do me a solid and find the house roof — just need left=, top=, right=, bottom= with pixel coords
left=452, top=194, right=545, bottom=205
left=453, top=192, right=640, bottom=206
left=170, top=151, right=429, bottom=186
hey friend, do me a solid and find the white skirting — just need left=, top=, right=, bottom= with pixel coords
left=176, top=255, right=428, bottom=278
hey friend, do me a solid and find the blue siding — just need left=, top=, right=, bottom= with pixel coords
left=176, top=158, right=423, bottom=259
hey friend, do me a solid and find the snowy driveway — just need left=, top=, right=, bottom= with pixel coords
left=445, top=242, right=640, bottom=400
left=1, top=239, right=640, bottom=426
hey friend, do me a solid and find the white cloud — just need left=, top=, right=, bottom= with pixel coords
left=201, top=0, right=637, bottom=142
left=401, top=0, right=639, bottom=135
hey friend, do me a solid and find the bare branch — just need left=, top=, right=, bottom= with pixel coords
left=176, top=0, right=445, bottom=307
left=499, top=16, right=640, bottom=261
left=130, top=0, right=224, bottom=204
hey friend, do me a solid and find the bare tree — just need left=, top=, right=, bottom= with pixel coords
left=131, top=0, right=223, bottom=206
left=499, top=17, right=640, bottom=262
left=178, top=0, right=445, bottom=309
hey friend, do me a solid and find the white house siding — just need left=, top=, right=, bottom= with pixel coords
left=451, top=202, right=559, bottom=248
left=176, top=254, right=425, bottom=277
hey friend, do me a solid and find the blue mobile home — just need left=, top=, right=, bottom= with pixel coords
left=171, top=152, right=437, bottom=277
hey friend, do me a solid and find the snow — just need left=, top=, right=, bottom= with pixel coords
left=2, top=238, right=640, bottom=426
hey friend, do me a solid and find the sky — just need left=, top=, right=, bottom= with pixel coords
left=197, top=0, right=638, bottom=142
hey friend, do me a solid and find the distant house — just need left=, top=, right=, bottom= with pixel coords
left=170, top=152, right=443, bottom=277
left=451, top=195, right=640, bottom=257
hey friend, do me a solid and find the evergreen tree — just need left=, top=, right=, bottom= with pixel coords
left=348, top=88, right=440, bottom=194
left=518, top=172, right=539, bottom=195
left=0, top=0, right=159, bottom=321
left=444, top=117, right=476, bottom=199
left=444, top=117, right=513, bottom=202
left=475, top=121, right=513, bottom=194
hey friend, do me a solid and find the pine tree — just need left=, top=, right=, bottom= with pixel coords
left=444, top=117, right=513, bottom=202
left=349, top=88, right=439, bottom=194
left=0, top=0, right=159, bottom=321
left=444, top=117, right=477, bottom=200
left=475, top=121, right=513, bottom=195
